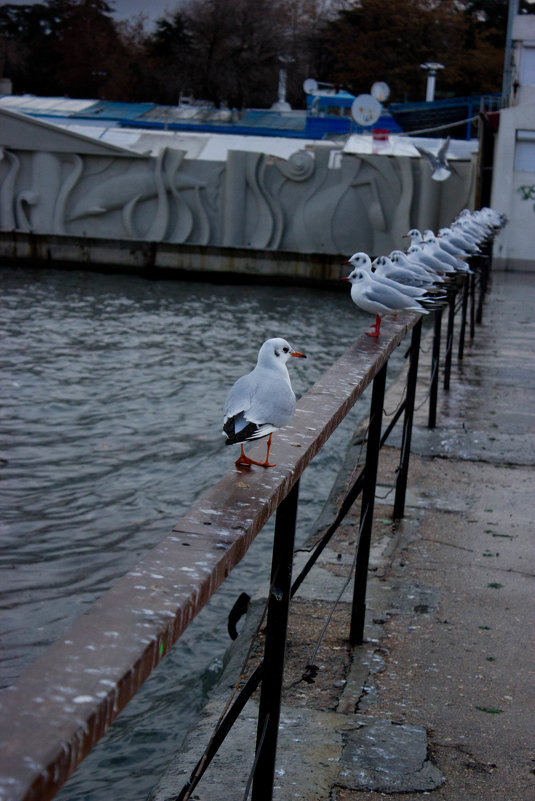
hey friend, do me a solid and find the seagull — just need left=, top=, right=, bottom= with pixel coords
left=389, top=250, right=447, bottom=285
left=372, top=255, right=446, bottom=291
left=406, top=244, right=457, bottom=274
left=345, top=252, right=439, bottom=299
left=438, top=227, right=480, bottom=255
left=476, top=206, right=507, bottom=231
left=455, top=207, right=506, bottom=241
left=345, top=250, right=426, bottom=284
left=222, top=337, right=306, bottom=468
left=423, top=233, right=473, bottom=272
left=456, top=208, right=493, bottom=239
left=342, top=267, right=430, bottom=338
left=404, top=228, right=425, bottom=245
left=403, top=230, right=457, bottom=274
left=415, top=137, right=451, bottom=181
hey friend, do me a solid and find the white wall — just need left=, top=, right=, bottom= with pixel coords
left=491, top=103, right=535, bottom=270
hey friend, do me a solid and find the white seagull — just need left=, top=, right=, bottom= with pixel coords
left=222, top=337, right=306, bottom=468
left=389, top=250, right=447, bottom=285
left=423, top=233, right=473, bottom=272
left=404, top=228, right=425, bottom=245
left=438, top=226, right=480, bottom=255
left=372, top=255, right=446, bottom=292
left=406, top=244, right=457, bottom=274
left=415, top=137, right=451, bottom=181
left=343, top=267, right=429, bottom=338
left=346, top=252, right=437, bottom=298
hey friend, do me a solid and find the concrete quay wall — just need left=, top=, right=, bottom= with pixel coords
left=0, top=231, right=350, bottom=285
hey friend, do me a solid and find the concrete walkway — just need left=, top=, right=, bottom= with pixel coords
left=150, top=270, right=534, bottom=801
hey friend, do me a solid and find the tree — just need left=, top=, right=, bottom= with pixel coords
left=0, top=0, right=507, bottom=106
left=0, top=0, right=138, bottom=99
left=457, top=0, right=508, bottom=95
left=143, top=11, right=193, bottom=104
left=463, top=0, right=508, bottom=47
left=0, top=3, right=56, bottom=92
left=174, top=0, right=289, bottom=108
left=44, top=0, right=130, bottom=98
left=312, top=0, right=506, bottom=102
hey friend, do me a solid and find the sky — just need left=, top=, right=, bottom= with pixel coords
left=4, top=0, right=181, bottom=31
left=106, top=0, right=180, bottom=26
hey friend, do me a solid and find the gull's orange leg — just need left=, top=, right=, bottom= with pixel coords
left=261, top=433, right=275, bottom=467
left=366, top=314, right=381, bottom=338
left=235, top=434, right=276, bottom=468
left=235, top=443, right=253, bottom=468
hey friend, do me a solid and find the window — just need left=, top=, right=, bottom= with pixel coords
left=515, top=129, right=535, bottom=171
left=519, top=44, right=535, bottom=86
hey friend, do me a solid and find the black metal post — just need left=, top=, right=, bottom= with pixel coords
left=428, top=308, right=442, bottom=429
left=443, top=287, right=456, bottom=391
left=476, top=254, right=489, bottom=324
left=486, top=240, right=493, bottom=272
left=252, top=480, right=299, bottom=801
left=393, top=319, right=422, bottom=520
left=458, top=275, right=469, bottom=360
left=349, top=362, right=387, bottom=646
left=469, top=273, right=476, bottom=339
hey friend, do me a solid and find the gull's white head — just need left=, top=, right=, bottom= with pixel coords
left=372, top=255, right=393, bottom=271
left=344, top=252, right=372, bottom=270
left=342, top=268, right=368, bottom=285
left=257, top=337, right=306, bottom=366
left=404, top=229, right=423, bottom=242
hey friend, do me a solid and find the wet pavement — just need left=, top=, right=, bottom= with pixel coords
left=150, top=270, right=535, bottom=801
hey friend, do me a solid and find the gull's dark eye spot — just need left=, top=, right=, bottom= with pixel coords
left=283, top=347, right=289, bottom=353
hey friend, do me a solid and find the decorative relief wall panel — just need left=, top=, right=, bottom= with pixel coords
left=0, top=126, right=476, bottom=257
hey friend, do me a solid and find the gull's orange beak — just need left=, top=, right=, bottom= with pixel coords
left=291, top=350, right=306, bottom=358
left=341, top=276, right=350, bottom=282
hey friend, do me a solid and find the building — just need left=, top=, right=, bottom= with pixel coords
left=491, top=1, right=535, bottom=271
left=0, top=94, right=478, bottom=281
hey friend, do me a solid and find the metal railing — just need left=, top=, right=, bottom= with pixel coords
left=428, top=249, right=490, bottom=426
left=0, top=247, right=490, bottom=801
left=175, top=247, right=491, bottom=801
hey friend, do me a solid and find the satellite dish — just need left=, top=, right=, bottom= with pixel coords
left=351, top=94, right=382, bottom=127
left=303, top=78, right=318, bottom=94
left=371, top=81, right=390, bottom=103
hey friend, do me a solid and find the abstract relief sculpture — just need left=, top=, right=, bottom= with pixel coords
left=0, top=110, right=476, bottom=255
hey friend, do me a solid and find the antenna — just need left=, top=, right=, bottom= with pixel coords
left=420, top=63, right=444, bottom=102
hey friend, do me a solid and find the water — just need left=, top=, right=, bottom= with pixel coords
left=0, top=263, right=388, bottom=800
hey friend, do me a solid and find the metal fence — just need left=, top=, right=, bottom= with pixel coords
left=174, top=250, right=490, bottom=801
left=0, top=249, right=490, bottom=801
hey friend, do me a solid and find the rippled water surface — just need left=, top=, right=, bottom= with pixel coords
left=1, top=264, right=390, bottom=801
